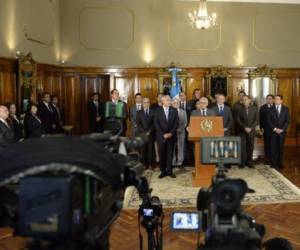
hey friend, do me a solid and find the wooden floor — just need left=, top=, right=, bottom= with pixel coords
left=109, top=143, right=300, bottom=250
left=0, top=143, right=299, bottom=250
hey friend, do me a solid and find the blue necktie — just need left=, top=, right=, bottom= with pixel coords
left=219, top=106, right=224, bottom=116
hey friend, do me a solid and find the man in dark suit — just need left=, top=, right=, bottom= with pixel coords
left=259, top=94, right=274, bottom=163
left=150, top=93, right=163, bottom=111
left=136, top=97, right=155, bottom=169
left=154, top=95, right=179, bottom=178
left=233, top=91, right=246, bottom=135
left=0, top=105, right=15, bottom=150
left=267, top=95, right=290, bottom=169
left=187, top=88, right=201, bottom=112
left=130, top=93, right=143, bottom=136
left=211, top=94, right=233, bottom=136
left=87, top=93, right=103, bottom=133
left=37, top=92, right=56, bottom=134
left=51, top=95, right=64, bottom=133
left=235, top=95, right=258, bottom=168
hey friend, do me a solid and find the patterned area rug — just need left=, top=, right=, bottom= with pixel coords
left=123, top=165, right=300, bottom=209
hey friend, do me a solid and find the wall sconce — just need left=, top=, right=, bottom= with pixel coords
left=59, top=59, right=65, bottom=65
left=15, top=51, right=23, bottom=59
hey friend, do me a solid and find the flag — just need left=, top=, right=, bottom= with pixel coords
left=169, top=67, right=182, bottom=99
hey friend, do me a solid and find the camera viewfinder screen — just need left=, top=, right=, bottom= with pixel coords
left=171, top=212, right=201, bottom=231
left=143, top=208, right=154, bottom=217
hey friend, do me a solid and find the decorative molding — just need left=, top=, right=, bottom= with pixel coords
left=78, top=6, right=135, bottom=50
left=24, top=29, right=54, bottom=46
left=252, top=11, right=300, bottom=53
left=205, top=65, right=231, bottom=78
left=248, top=65, right=276, bottom=79
left=167, top=19, right=222, bottom=51
left=205, top=65, right=231, bottom=100
left=23, top=0, right=55, bottom=47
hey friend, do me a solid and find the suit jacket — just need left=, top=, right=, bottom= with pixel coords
left=190, top=108, right=217, bottom=117
left=259, top=104, right=273, bottom=130
left=233, top=101, right=244, bottom=116
left=235, top=105, right=258, bottom=134
left=154, top=106, right=179, bottom=143
left=87, top=101, right=103, bottom=131
left=37, top=102, right=55, bottom=134
left=0, top=120, right=15, bottom=149
left=267, top=105, right=290, bottom=133
left=9, top=115, right=23, bottom=141
left=24, top=114, right=43, bottom=138
left=176, top=108, right=187, bottom=136
left=136, top=108, right=155, bottom=136
left=187, top=99, right=198, bottom=112
left=52, top=104, right=64, bottom=131
left=130, top=104, right=142, bottom=135
left=211, top=105, right=233, bottom=130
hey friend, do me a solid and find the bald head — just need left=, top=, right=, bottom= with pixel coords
left=0, top=105, right=9, bottom=120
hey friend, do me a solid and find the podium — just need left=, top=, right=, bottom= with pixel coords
left=188, top=116, right=224, bottom=187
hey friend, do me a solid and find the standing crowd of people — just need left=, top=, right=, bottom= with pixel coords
left=0, top=88, right=290, bottom=176
left=87, top=88, right=290, bottom=178
left=0, top=92, right=64, bottom=146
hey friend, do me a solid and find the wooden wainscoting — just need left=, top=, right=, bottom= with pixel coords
left=0, top=57, right=299, bottom=136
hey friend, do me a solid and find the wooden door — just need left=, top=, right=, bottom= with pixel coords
left=79, top=75, right=110, bottom=134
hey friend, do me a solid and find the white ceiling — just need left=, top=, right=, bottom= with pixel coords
left=179, top=0, right=300, bottom=4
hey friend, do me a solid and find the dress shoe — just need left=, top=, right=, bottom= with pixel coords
left=158, top=173, right=166, bottom=179
left=168, top=173, right=176, bottom=178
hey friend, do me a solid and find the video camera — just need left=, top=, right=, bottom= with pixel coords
left=0, top=133, right=152, bottom=250
left=171, top=137, right=264, bottom=250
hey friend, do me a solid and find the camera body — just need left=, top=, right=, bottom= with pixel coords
left=139, top=196, right=163, bottom=223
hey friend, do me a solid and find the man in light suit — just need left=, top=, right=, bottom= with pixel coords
left=154, top=95, right=179, bottom=178
left=267, top=95, right=290, bottom=169
left=130, top=93, right=143, bottom=136
left=190, top=97, right=216, bottom=117
left=235, top=95, right=258, bottom=168
left=211, top=94, right=233, bottom=136
left=172, top=99, right=187, bottom=168
left=0, top=105, right=15, bottom=150
left=259, top=94, right=274, bottom=163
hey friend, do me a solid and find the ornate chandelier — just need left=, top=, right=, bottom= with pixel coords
left=189, top=0, right=217, bottom=30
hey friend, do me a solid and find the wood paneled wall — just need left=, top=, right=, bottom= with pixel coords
left=0, top=57, right=299, bottom=136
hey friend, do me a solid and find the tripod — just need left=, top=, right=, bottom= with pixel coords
left=139, top=214, right=163, bottom=250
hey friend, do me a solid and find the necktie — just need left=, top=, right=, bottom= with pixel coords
left=145, top=109, right=148, bottom=116
left=276, top=106, right=280, bottom=117
left=47, top=104, right=53, bottom=113
left=219, top=106, right=224, bottom=115
left=181, top=102, right=184, bottom=110
left=165, top=109, right=169, bottom=120
left=246, top=108, right=249, bottom=116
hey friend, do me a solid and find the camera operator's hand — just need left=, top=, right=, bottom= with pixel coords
left=163, top=133, right=172, bottom=139
left=245, top=127, right=252, bottom=133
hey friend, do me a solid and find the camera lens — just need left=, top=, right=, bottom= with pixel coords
left=212, top=179, right=247, bottom=216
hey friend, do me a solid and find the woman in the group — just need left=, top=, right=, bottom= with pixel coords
left=24, top=104, right=43, bottom=138
left=6, top=102, right=23, bottom=141
left=172, top=98, right=187, bottom=168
